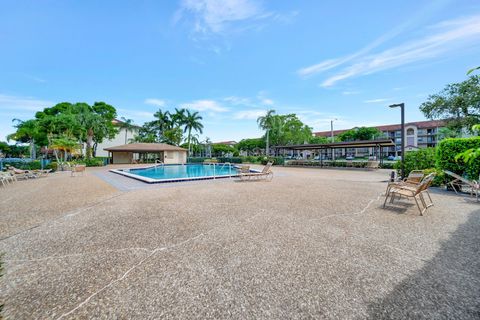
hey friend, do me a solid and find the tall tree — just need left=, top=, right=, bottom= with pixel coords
left=183, top=110, right=203, bottom=154
left=420, top=75, right=480, bottom=132
left=7, top=119, right=42, bottom=159
left=338, top=127, right=383, bottom=141
left=119, top=117, right=135, bottom=144
left=257, top=109, right=276, bottom=155
left=153, top=109, right=172, bottom=142
left=162, top=127, right=183, bottom=146
left=171, top=108, right=186, bottom=127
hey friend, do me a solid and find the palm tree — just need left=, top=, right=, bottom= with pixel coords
left=153, top=109, right=171, bottom=142
left=50, top=136, right=81, bottom=162
left=183, top=110, right=203, bottom=154
left=257, top=109, right=276, bottom=156
left=171, top=108, right=186, bottom=127
left=119, top=117, right=135, bottom=144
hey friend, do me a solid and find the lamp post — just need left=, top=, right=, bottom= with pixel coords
left=331, top=118, right=337, bottom=160
left=389, top=103, right=405, bottom=179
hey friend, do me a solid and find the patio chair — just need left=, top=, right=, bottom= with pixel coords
left=71, top=165, right=86, bottom=177
left=444, top=170, right=479, bottom=201
left=383, top=173, right=435, bottom=215
left=1, top=172, right=17, bottom=184
left=0, top=173, right=11, bottom=187
left=365, top=160, right=380, bottom=170
left=7, top=167, right=36, bottom=179
left=385, top=170, right=425, bottom=195
left=239, top=162, right=273, bottom=181
left=238, top=165, right=251, bottom=174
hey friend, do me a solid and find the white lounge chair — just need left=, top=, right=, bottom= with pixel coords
left=444, top=170, right=479, bottom=201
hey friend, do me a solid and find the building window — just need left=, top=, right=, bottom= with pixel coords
left=407, top=128, right=415, bottom=135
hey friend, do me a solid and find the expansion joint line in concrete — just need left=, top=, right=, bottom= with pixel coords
left=55, top=231, right=209, bottom=319
left=309, top=192, right=384, bottom=222
left=5, top=247, right=153, bottom=263
left=55, top=209, right=265, bottom=319
left=0, top=192, right=125, bottom=242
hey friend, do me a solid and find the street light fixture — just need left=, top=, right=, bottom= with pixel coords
left=331, top=118, right=337, bottom=160
left=389, top=103, right=405, bottom=179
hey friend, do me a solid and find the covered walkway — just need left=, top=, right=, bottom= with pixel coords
left=274, top=139, right=395, bottom=167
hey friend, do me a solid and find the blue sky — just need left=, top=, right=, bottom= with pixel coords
left=1, top=0, right=480, bottom=142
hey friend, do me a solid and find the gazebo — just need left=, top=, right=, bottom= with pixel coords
left=104, top=143, right=187, bottom=164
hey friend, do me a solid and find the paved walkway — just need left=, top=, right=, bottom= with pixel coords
left=0, top=166, right=479, bottom=319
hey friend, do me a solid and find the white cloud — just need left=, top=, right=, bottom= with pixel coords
left=223, top=96, right=252, bottom=105
left=363, top=98, right=392, bottom=103
left=177, top=0, right=262, bottom=34
left=233, top=109, right=266, bottom=119
left=117, top=108, right=154, bottom=119
left=144, top=98, right=166, bottom=107
left=24, top=75, right=47, bottom=83
left=182, top=99, right=229, bottom=112
left=316, top=14, right=480, bottom=87
left=256, top=91, right=275, bottom=106
left=175, top=0, right=297, bottom=36
left=261, top=98, right=274, bottom=105
left=342, top=90, right=361, bottom=95
left=0, top=94, right=53, bottom=112
left=298, top=58, right=350, bottom=77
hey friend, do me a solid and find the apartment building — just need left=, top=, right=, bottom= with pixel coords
left=314, top=120, right=446, bottom=156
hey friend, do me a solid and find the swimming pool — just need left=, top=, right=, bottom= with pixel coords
left=110, top=163, right=244, bottom=183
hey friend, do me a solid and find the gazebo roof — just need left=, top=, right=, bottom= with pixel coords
left=104, top=143, right=186, bottom=152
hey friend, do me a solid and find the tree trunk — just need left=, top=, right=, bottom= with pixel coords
left=86, top=128, right=94, bottom=159
left=187, top=128, right=192, bottom=155
left=266, top=129, right=270, bottom=156
left=30, top=139, right=36, bottom=159
left=125, top=129, right=128, bottom=144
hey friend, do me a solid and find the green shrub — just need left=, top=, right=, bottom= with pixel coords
left=217, top=157, right=242, bottom=163
left=423, top=168, right=444, bottom=187
left=436, top=137, right=480, bottom=179
left=260, top=156, right=284, bottom=165
left=187, top=157, right=208, bottom=163
left=380, top=162, right=395, bottom=169
left=77, top=158, right=104, bottom=167
left=241, top=156, right=258, bottom=163
left=2, top=160, right=42, bottom=170
left=49, top=162, right=58, bottom=172
left=394, top=148, right=436, bottom=177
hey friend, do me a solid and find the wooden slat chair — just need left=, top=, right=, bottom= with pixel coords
left=384, top=173, right=435, bottom=215
left=386, top=170, right=425, bottom=195
left=71, top=165, right=86, bottom=177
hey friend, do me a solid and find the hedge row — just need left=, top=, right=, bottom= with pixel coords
left=436, top=137, right=480, bottom=179
left=394, top=147, right=436, bottom=177
left=187, top=156, right=281, bottom=165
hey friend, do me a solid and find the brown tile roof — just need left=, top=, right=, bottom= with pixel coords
left=104, top=143, right=186, bottom=152
left=313, top=120, right=446, bottom=136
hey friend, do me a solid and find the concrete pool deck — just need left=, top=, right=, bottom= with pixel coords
left=0, top=166, right=479, bottom=319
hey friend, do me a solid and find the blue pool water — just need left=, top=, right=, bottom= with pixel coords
left=125, top=164, right=238, bottom=181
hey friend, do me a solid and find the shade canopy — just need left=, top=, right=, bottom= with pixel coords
left=273, top=139, right=395, bottom=150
